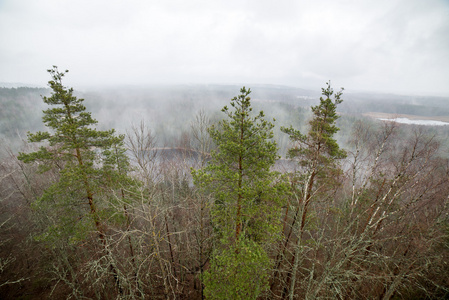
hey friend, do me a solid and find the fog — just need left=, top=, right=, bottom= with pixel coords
left=2, top=0, right=449, bottom=292
left=2, top=84, right=449, bottom=161
left=1, top=0, right=449, bottom=96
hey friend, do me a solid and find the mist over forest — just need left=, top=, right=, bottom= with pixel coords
left=2, top=84, right=449, bottom=156
left=1, top=79, right=449, bottom=299
left=2, top=0, right=449, bottom=297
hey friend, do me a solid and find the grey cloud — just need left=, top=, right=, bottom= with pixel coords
left=0, top=0, right=448, bottom=95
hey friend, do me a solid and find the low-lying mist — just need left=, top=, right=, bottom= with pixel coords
left=1, top=84, right=449, bottom=159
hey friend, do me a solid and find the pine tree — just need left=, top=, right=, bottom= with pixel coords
left=280, top=81, right=346, bottom=299
left=18, top=66, right=123, bottom=239
left=18, top=66, right=130, bottom=294
left=192, top=87, right=287, bottom=299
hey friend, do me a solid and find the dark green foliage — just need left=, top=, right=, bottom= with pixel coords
left=18, top=67, right=116, bottom=165
left=192, top=87, right=288, bottom=298
left=18, top=66, right=129, bottom=243
left=282, top=82, right=346, bottom=167
left=277, top=82, right=347, bottom=299
left=193, top=87, right=287, bottom=243
left=203, top=239, right=270, bottom=300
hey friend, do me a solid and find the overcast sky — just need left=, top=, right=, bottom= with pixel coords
left=1, top=0, right=448, bottom=95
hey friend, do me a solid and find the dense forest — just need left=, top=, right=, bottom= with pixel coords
left=1, top=68, right=449, bottom=299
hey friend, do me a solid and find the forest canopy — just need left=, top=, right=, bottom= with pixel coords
left=0, top=68, right=448, bottom=299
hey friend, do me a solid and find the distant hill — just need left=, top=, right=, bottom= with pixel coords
left=0, top=82, right=44, bottom=88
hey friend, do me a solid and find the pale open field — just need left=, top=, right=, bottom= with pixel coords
left=362, top=112, right=449, bottom=123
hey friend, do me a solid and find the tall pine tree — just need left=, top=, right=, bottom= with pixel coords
left=18, top=66, right=124, bottom=240
left=18, top=67, right=131, bottom=294
left=280, top=82, right=346, bottom=299
left=192, top=87, right=287, bottom=299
